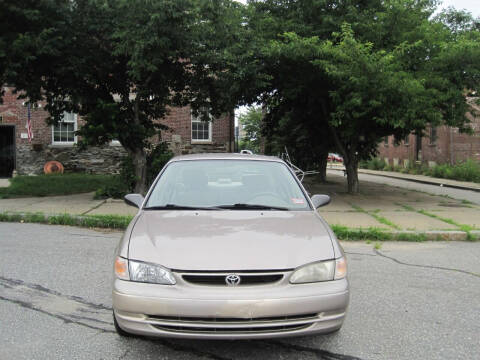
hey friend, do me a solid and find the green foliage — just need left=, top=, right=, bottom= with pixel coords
left=94, top=176, right=129, bottom=200
left=238, top=106, right=263, bottom=153
left=96, top=142, right=173, bottom=198
left=1, top=0, right=241, bottom=193
left=362, top=158, right=480, bottom=183
left=331, top=225, right=391, bottom=241
left=244, top=0, right=480, bottom=193
left=0, top=211, right=132, bottom=230
left=426, top=159, right=480, bottom=183
left=360, top=158, right=387, bottom=171
left=146, top=142, right=174, bottom=186
left=0, top=173, right=115, bottom=198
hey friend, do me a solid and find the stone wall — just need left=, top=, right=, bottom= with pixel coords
left=16, top=144, right=127, bottom=175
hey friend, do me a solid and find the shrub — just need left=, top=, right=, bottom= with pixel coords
left=427, top=159, right=480, bottom=183
left=99, top=142, right=174, bottom=198
left=359, top=157, right=387, bottom=170
left=94, top=175, right=129, bottom=199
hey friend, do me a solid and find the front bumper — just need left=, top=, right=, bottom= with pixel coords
left=112, top=278, right=349, bottom=339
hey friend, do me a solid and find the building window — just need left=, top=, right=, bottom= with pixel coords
left=52, top=112, right=77, bottom=144
left=384, top=136, right=389, bottom=146
left=191, top=109, right=212, bottom=142
left=429, top=127, right=437, bottom=145
left=0, top=115, right=3, bottom=123
left=404, top=135, right=409, bottom=145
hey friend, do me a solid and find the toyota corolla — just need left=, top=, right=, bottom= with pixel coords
left=113, top=153, right=349, bottom=339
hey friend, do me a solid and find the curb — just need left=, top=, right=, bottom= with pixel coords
left=357, top=169, right=480, bottom=193
left=0, top=211, right=133, bottom=230
left=1, top=212, right=478, bottom=242
left=328, top=168, right=480, bottom=193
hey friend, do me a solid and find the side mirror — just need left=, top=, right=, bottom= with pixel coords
left=311, top=194, right=331, bottom=208
left=124, top=194, right=144, bottom=208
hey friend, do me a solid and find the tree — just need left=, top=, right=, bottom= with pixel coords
left=2, top=0, right=244, bottom=193
left=238, top=106, right=262, bottom=153
left=242, top=0, right=480, bottom=193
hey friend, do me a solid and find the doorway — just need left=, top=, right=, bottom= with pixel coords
left=0, top=125, right=15, bottom=177
left=415, top=134, right=422, bottom=162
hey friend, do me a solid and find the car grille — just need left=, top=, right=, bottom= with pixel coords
left=152, top=323, right=310, bottom=333
left=182, top=274, right=283, bottom=286
left=147, top=313, right=318, bottom=334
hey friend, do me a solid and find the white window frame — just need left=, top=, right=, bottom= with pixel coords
left=191, top=109, right=212, bottom=143
left=52, top=112, right=77, bottom=145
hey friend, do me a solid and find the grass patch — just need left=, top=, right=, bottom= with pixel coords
left=332, top=225, right=392, bottom=241
left=0, top=211, right=133, bottom=230
left=417, top=209, right=474, bottom=231
left=351, top=204, right=401, bottom=230
left=0, top=173, right=117, bottom=198
left=332, top=225, right=431, bottom=242
left=360, top=158, right=480, bottom=183
left=395, top=232, right=427, bottom=242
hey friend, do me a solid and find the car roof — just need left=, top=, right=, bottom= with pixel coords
left=168, top=153, right=283, bottom=163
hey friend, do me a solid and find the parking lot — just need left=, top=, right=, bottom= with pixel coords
left=1, top=222, right=479, bottom=360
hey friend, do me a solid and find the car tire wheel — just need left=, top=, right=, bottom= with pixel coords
left=113, top=311, right=135, bottom=337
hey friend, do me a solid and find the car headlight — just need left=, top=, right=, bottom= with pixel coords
left=290, top=257, right=347, bottom=284
left=114, top=257, right=176, bottom=285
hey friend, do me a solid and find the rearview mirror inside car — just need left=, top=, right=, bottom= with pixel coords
left=311, top=194, right=331, bottom=208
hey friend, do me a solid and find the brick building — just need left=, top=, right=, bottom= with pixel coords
left=378, top=97, right=480, bottom=167
left=0, top=86, right=234, bottom=177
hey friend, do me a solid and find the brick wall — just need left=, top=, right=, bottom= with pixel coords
left=160, top=106, right=234, bottom=154
left=1, top=86, right=235, bottom=174
left=378, top=99, right=480, bottom=166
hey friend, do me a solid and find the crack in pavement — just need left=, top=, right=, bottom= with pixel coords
left=262, top=340, right=364, bottom=360
left=374, top=249, right=480, bottom=278
left=0, top=275, right=364, bottom=360
left=81, top=199, right=107, bottom=216
left=0, top=276, right=230, bottom=360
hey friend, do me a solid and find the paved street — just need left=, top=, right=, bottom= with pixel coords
left=1, top=223, right=479, bottom=360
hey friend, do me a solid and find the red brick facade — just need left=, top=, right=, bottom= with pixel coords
left=378, top=98, right=480, bottom=167
left=0, top=86, right=234, bottom=176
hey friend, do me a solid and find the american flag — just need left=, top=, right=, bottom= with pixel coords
left=26, top=103, right=33, bottom=142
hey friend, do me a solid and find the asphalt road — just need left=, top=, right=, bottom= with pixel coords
left=1, top=222, right=479, bottom=360
left=328, top=169, right=480, bottom=205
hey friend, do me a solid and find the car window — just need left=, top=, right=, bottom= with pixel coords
left=145, top=160, right=310, bottom=210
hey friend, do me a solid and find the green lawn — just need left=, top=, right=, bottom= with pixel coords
left=0, top=173, right=117, bottom=198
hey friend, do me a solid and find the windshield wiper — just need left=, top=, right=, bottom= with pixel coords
left=144, top=204, right=221, bottom=210
left=216, top=203, right=289, bottom=211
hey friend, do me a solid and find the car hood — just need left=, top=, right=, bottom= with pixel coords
left=128, top=210, right=334, bottom=271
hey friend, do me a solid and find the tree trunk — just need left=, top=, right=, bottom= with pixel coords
left=318, top=148, right=328, bottom=183
left=131, top=148, right=147, bottom=194
left=328, top=124, right=360, bottom=194
left=344, top=157, right=359, bottom=194
left=131, top=96, right=147, bottom=194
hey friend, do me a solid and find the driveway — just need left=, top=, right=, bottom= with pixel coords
left=1, top=223, right=479, bottom=360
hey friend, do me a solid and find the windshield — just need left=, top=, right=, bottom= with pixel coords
left=145, top=159, right=310, bottom=211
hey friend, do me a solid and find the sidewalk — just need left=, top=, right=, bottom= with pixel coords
left=0, top=174, right=479, bottom=240
left=0, top=192, right=137, bottom=217
left=327, top=164, right=480, bottom=192
left=303, top=173, right=480, bottom=240
left=358, top=168, right=480, bottom=192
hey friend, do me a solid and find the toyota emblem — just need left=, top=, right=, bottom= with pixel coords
left=225, top=274, right=241, bottom=286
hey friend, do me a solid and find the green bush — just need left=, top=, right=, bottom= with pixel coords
left=98, top=142, right=174, bottom=198
left=146, top=142, right=173, bottom=186
left=0, top=173, right=115, bottom=198
left=427, top=159, right=480, bottom=183
left=94, top=175, right=129, bottom=199
left=359, top=157, right=387, bottom=170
